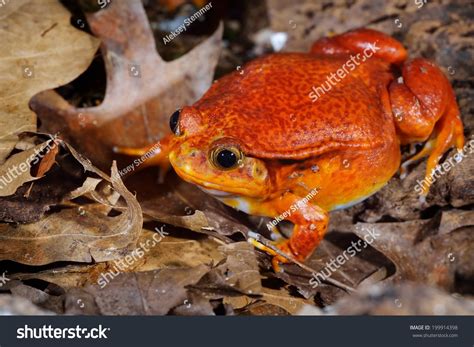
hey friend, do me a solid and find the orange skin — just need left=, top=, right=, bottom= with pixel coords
left=119, top=29, right=464, bottom=270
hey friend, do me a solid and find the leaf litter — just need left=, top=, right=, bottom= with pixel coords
left=0, top=0, right=473, bottom=315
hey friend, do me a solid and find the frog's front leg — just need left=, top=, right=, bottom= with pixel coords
left=113, top=134, right=175, bottom=181
left=255, top=192, right=329, bottom=271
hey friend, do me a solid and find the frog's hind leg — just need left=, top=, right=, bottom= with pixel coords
left=389, top=58, right=465, bottom=195
left=310, top=28, right=407, bottom=65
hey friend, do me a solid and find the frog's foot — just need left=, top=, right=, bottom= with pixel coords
left=251, top=193, right=329, bottom=272
left=310, top=28, right=407, bottom=65
left=247, top=237, right=287, bottom=272
left=272, top=239, right=297, bottom=272
left=389, top=58, right=465, bottom=194
left=248, top=237, right=298, bottom=273
left=113, top=135, right=175, bottom=182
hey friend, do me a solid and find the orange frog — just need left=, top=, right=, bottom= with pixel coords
left=119, top=29, right=464, bottom=270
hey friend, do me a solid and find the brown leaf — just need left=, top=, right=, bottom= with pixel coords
left=196, top=242, right=262, bottom=296
left=265, top=230, right=391, bottom=304
left=0, top=0, right=99, bottom=162
left=171, top=291, right=215, bottom=316
left=33, top=140, right=60, bottom=178
left=132, top=171, right=252, bottom=242
left=0, top=0, right=30, bottom=19
left=0, top=139, right=58, bottom=197
left=31, top=0, right=223, bottom=167
left=0, top=138, right=86, bottom=223
left=356, top=147, right=474, bottom=223
left=225, top=287, right=312, bottom=315
left=352, top=212, right=474, bottom=292
left=64, top=265, right=210, bottom=315
left=0, top=152, right=143, bottom=265
left=11, top=228, right=225, bottom=290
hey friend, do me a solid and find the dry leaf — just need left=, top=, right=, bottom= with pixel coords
left=0, top=140, right=58, bottom=197
left=196, top=242, right=262, bottom=295
left=133, top=171, right=252, bottom=240
left=64, top=265, right=210, bottom=315
left=11, top=228, right=225, bottom=289
left=225, top=287, right=311, bottom=315
left=0, top=0, right=99, bottom=162
left=353, top=214, right=473, bottom=292
left=0, top=149, right=143, bottom=265
left=31, top=0, right=223, bottom=167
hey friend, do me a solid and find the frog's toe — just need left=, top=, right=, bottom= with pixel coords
left=271, top=254, right=289, bottom=273
left=247, top=235, right=293, bottom=272
left=400, top=139, right=434, bottom=179
left=272, top=239, right=303, bottom=272
left=247, top=235, right=278, bottom=256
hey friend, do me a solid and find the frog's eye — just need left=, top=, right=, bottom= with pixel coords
left=169, top=109, right=181, bottom=135
left=210, top=147, right=243, bottom=170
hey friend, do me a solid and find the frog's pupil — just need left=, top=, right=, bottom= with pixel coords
left=216, top=149, right=237, bottom=169
left=169, top=110, right=180, bottom=135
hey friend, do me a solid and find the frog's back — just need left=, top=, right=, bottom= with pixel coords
left=193, top=53, right=396, bottom=159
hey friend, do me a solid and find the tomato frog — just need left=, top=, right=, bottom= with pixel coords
left=117, top=29, right=464, bottom=271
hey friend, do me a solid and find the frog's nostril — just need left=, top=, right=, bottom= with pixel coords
left=253, top=166, right=267, bottom=180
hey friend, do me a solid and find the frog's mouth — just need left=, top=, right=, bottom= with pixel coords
left=171, top=164, right=258, bottom=197
left=173, top=167, right=250, bottom=196
left=198, top=186, right=235, bottom=198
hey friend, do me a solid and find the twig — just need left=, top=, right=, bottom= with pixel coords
left=248, top=234, right=356, bottom=293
